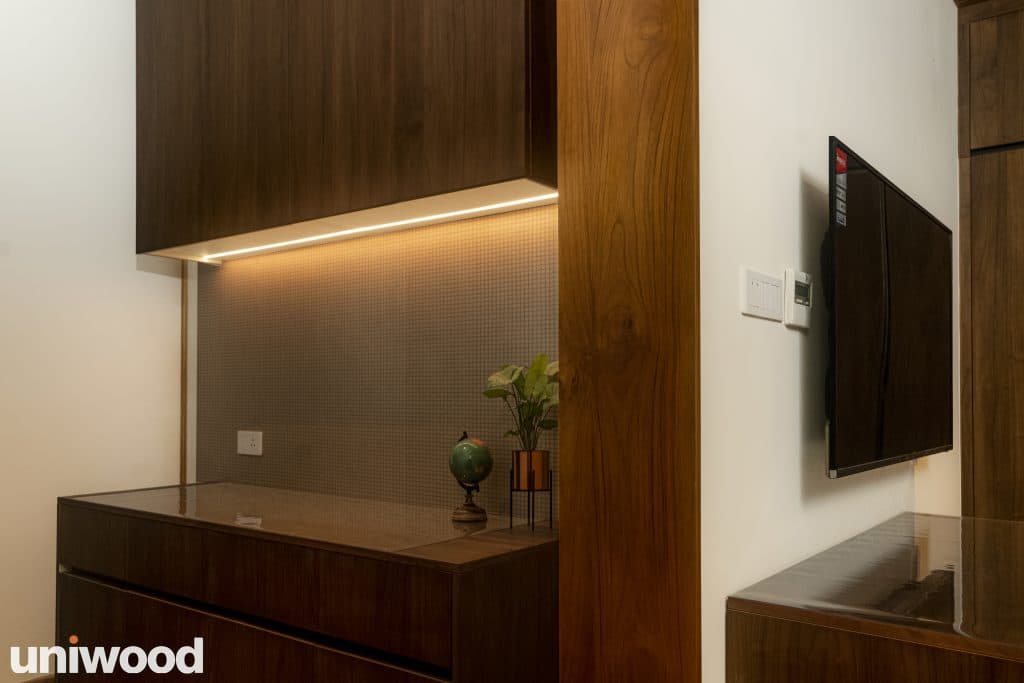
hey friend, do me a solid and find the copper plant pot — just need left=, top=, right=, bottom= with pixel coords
left=512, top=450, right=550, bottom=490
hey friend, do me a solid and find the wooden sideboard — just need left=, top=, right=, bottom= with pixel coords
left=727, top=512, right=1024, bottom=682
left=56, top=483, right=557, bottom=682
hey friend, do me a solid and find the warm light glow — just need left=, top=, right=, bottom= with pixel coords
left=203, top=192, right=559, bottom=262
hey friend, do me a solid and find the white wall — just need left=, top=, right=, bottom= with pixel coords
left=700, top=2, right=959, bottom=682
left=0, top=2, right=180, bottom=679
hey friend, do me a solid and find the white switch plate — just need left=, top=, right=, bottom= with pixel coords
left=741, top=268, right=783, bottom=322
left=237, top=430, right=263, bottom=456
left=784, top=268, right=813, bottom=329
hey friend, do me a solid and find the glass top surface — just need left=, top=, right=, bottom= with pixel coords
left=733, top=511, right=1024, bottom=651
left=71, top=482, right=553, bottom=565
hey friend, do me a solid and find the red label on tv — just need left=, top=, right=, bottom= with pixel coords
left=836, top=149, right=848, bottom=174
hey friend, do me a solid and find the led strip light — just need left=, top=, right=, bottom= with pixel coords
left=203, top=191, right=559, bottom=262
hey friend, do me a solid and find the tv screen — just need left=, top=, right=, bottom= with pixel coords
left=823, top=137, right=953, bottom=478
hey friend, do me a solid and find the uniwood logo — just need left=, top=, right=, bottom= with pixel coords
left=10, top=636, right=203, bottom=675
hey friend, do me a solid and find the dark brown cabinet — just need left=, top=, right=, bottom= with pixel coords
left=56, top=484, right=558, bottom=682
left=969, top=9, right=1024, bottom=150
left=727, top=514, right=1024, bottom=682
left=59, top=573, right=436, bottom=682
left=136, top=0, right=556, bottom=256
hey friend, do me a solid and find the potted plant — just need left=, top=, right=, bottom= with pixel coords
left=484, top=354, right=558, bottom=490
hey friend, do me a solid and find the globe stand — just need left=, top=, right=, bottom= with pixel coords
left=452, top=481, right=487, bottom=523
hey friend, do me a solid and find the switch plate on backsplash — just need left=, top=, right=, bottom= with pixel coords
left=237, top=431, right=263, bottom=456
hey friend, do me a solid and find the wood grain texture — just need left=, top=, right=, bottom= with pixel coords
left=960, top=516, right=1024, bottom=646
left=726, top=609, right=1024, bottom=683
left=63, top=483, right=553, bottom=570
left=452, top=543, right=558, bottom=683
left=960, top=0, right=1024, bottom=24
left=960, top=22, right=974, bottom=160
left=57, top=572, right=441, bottom=683
left=135, top=0, right=204, bottom=250
left=728, top=513, right=1024, bottom=680
left=960, top=154, right=975, bottom=515
left=57, top=489, right=558, bottom=678
left=58, top=500, right=454, bottom=669
left=969, top=9, right=1024, bottom=149
left=727, top=513, right=1024, bottom=663
left=57, top=504, right=126, bottom=580
left=136, top=0, right=556, bottom=255
left=970, top=148, right=1024, bottom=519
left=959, top=21, right=976, bottom=513
left=557, top=0, right=701, bottom=680
left=527, top=0, right=558, bottom=187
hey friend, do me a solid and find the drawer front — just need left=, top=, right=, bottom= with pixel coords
left=58, top=503, right=452, bottom=669
left=57, top=572, right=441, bottom=682
left=58, top=504, right=128, bottom=580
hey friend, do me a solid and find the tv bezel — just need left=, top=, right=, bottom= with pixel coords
left=825, top=136, right=954, bottom=479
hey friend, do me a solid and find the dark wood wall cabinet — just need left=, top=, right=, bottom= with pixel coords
left=958, top=0, right=1024, bottom=520
left=136, top=0, right=556, bottom=260
left=56, top=483, right=557, bottom=682
left=727, top=513, right=1024, bottom=682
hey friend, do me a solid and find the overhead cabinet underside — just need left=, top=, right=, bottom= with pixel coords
left=136, top=0, right=556, bottom=259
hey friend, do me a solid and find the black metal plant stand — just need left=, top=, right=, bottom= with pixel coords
left=509, top=467, right=554, bottom=530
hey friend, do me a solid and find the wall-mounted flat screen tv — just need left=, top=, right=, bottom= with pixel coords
left=823, top=137, right=953, bottom=478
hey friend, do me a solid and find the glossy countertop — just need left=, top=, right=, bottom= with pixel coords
left=64, top=482, right=556, bottom=570
left=729, top=512, right=1024, bottom=662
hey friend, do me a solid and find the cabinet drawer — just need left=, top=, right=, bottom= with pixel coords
left=57, top=572, right=442, bottom=682
left=57, top=503, right=452, bottom=669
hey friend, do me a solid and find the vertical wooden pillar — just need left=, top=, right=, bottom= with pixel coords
left=557, top=0, right=701, bottom=680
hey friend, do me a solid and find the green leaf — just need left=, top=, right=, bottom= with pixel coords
left=483, top=388, right=510, bottom=399
left=540, top=381, right=559, bottom=407
left=545, top=360, right=559, bottom=377
left=524, top=354, right=549, bottom=399
left=486, top=371, right=511, bottom=388
left=503, top=430, right=519, bottom=438
left=538, top=419, right=558, bottom=430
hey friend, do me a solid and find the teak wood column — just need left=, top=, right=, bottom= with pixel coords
left=557, top=0, right=701, bottom=680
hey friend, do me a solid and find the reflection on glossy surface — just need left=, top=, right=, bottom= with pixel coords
left=733, top=512, right=1024, bottom=651
left=73, top=482, right=540, bottom=558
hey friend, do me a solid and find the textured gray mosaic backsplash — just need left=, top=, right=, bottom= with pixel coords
left=197, top=205, right=558, bottom=520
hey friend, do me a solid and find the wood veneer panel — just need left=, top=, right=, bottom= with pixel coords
left=200, top=0, right=292, bottom=239
left=970, top=10, right=1024, bottom=149
left=137, top=0, right=551, bottom=254
left=135, top=0, right=204, bottom=252
left=56, top=505, right=126, bottom=580
left=317, top=549, right=452, bottom=671
left=59, top=500, right=453, bottom=669
left=527, top=0, right=558, bottom=187
left=452, top=544, right=557, bottom=683
left=970, top=148, right=1024, bottom=520
left=960, top=516, right=1024, bottom=644
left=960, top=0, right=1024, bottom=25
left=557, top=0, right=701, bottom=680
left=57, top=572, right=440, bottom=682
left=726, top=609, right=1024, bottom=683
left=960, top=154, right=975, bottom=515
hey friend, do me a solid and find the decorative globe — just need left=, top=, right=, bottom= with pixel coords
left=449, top=437, right=493, bottom=487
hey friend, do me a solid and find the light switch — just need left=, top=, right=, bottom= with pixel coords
left=237, top=430, right=263, bottom=456
left=741, top=268, right=783, bottom=322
